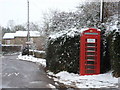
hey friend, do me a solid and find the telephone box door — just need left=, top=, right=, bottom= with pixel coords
left=80, top=28, right=100, bottom=75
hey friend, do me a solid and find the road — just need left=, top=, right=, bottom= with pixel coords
left=1, top=55, right=57, bottom=89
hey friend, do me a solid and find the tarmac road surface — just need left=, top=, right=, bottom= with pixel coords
left=1, top=55, right=57, bottom=89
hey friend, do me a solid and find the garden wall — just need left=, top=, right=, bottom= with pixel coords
left=2, top=45, right=22, bottom=54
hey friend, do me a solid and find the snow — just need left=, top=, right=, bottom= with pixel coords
left=15, top=31, right=40, bottom=37
left=80, top=28, right=101, bottom=33
left=106, top=15, right=119, bottom=32
left=17, top=54, right=118, bottom=88
left=79, top=28, right=89, bottom=33
left=49, top=28, right=80, bottom=40
left=3, top=31, right=41, bottom=39
left=29, top=49, right=45, bottom=54
left=2, top=44, right=22, bottom=46
left=48, top=71, right=118, bottom=88
left=3, top=73, right=19, bottom=77
left=49, top=28, right=101, bottom=41
left=110, top=20, right=118, bottom=31
left=17, top=54, right=46, bottom=67
left=47, top=84, right=56, bottom=88
left=3, top=33, right=15, bottom=39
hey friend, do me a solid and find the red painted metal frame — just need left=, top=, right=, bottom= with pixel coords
left=80, top=28, right=100, bottom=75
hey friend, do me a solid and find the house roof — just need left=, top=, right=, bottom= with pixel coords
left=15, top=31, right=40, bottom=37
left=3, top=33, right=15, bottom=39
left=3, top=31, right=40, bottom=39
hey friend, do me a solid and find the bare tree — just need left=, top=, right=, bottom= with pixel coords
left=7, top=20, right=15, bottom=32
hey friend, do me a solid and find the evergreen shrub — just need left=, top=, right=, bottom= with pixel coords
left=46, top=30, right=80, bottom=74
left=46, top=29, right=111, bottom=74
left=110, top=31, right=120, bottom=77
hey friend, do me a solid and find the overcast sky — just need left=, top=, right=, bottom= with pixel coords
left=0, top=0, right=86, bottom=27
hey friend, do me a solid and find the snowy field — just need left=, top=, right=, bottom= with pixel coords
left=17, top=54, right=119, bottom=88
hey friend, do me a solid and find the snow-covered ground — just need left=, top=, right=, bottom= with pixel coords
left=48, top=71, right=119, bottom=88
left=17, top=54, right=46, bottom=67
left=29, top=49, right=45, bottom=54
left=17, top=54, right=119, bottom=88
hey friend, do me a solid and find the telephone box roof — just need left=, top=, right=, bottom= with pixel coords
left=80, top=28, right=101, bottom=33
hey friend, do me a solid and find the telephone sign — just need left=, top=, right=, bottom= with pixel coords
left=87, top=39, right=95, bottom=43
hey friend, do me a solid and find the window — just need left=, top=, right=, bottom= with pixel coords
left=86, top=56, right=95, bottom=60
left=87, top=39, right=95, bottom=43
left=7, top=40, right=10, bottom=44
left=86, top=52, right=95, bottom=55
left=86, top=43, right=96, bottom=47
left=86, top=70, right=95, bottom=73
left=86, top=48, right=96, bottom=51
left=86, top=61, right=95, bottom=64
left=30, top=38, right=34, bottom=43
left=86, top=65, right=95, bottom=69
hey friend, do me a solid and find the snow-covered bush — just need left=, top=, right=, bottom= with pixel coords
left=46, top=29, right=80, bottom=73
left=46, top=28, right=111, bottom=74
left=100, top=25, right=111, bottom=73
left=44, top=2, right=118, bottom=75
left=102, top=15, right=120, bottom=77
left=109, top=31, right=120, bottom=77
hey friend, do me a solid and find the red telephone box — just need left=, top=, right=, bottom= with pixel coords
left=80, top=28, right=100, bottom=75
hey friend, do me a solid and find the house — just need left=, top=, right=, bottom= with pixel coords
left=0, top=29, right=1, bottom=55
left=14, top=31, right=40, bottom=45
left=3, top=33, right=15, bottom=44
left=2, top=31, right=45, bottom=50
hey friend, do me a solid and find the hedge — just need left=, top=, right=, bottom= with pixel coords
left=46, top=30, right=111, bottom=74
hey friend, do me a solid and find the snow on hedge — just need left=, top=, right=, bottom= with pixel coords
left=46, top=28, right=80, bottom=74
left=106, top=15, right=119, bottom=32
left=48, top=71, right=118, bottom=88
left=49, top=28, right=80, bottom=40
left=49, top=28, right=101, bottom=41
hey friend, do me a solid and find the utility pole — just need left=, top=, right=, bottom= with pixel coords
left=100, top=0, right=104, bottom=23
left=117, top=1, right=120, bottom=31
left=27, top=0, right=30, bottom=55
left=27, top=0, right=30, bottom=42
left=118, top=1, right=120, bottom=23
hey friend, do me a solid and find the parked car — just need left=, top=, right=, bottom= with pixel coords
left=22, top=45, right=29, bottom=55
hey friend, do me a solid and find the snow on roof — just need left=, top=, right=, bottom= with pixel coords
left=79, top=28, right=89, bottom=33
left=3, top=31, right=41, bottom=39
left=80, top=28, right=101, bottom=33
left=14, top=31, right=40, bottom=37
left=3, top=33, right=15, bottom=39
